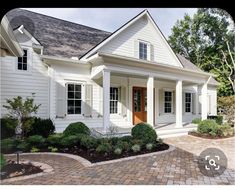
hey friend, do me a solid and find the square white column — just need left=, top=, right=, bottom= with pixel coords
left=147, top=76, right=154, bottom=126
left=102, top=70, right=110, bottom=132
left=201, top=82, right=208, bottom=120
left=176, top=80, right=183, bottom=128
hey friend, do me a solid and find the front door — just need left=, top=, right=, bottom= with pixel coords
left=133, top=87, right=147, bottom=125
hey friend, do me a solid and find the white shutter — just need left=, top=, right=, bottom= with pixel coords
left=172, top=91, right=175, bottom=114
left=192, top=93, right=196, bottom=114
left=150, top=44, right=154, bottom=62
left=134, top=40, right=139, bottom=58
left=83, top=84, right=93, bottom=117
left=99, top=85, right=103, bottom=116
left=159, top=89, right=163, bottom=115
left=147, top=43, right=151, bottom=61
left=182, top=92, right=185, bottom=114
left=56, top=82, right=66, bottom=118
left=121, top=86, right=127, bottom=117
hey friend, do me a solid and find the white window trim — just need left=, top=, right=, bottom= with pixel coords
left=163, top=90, right=173, bottom=114
left=185, top=92, right=192, bottom=114
left=15, top=48, right=32, bottom=74
left=110, top=86, right=120, bottom=115
left=138, top=40, right=150, bottom=61
left=65, top=81, right=84, bottom=117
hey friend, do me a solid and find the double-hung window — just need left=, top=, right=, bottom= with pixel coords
left=185, top=93, right=192, bottom=113
left=164, top=91, right=172, bottom=113
left=110, top=87, right=119, bottom=114
left=67, top=83, right=82, bottom=114
left=18, top=49, right=27, bottom=70
left=139, top=41, right=147, bottom=60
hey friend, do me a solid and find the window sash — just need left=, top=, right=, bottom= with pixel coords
left=18, top=49, right=28, bottom=71
left=67, top=83, right=82, bottom=114
left=139, top=42, right=147, bottom=60
left=110, top=87, right=119, bottom=114
left=185, top=93, right=192, bottom=113
left=164, top=91, right=172, bottom=113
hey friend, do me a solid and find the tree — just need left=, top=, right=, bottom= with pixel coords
left=168, top=8, right=235, bottom=96
left=3, top=95, right=41, bottom=137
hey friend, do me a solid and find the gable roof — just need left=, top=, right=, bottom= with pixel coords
left=6, top=8, right=111, bottom=58
left=80, top=9, right=183, bottom=68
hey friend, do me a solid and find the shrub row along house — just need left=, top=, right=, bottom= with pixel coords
left=1, top=9, right=218, bottom=136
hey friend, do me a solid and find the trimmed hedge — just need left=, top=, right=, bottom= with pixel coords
left=26, top=135, right=46, bottom=148
left=63, top=122, right=90, bottom=136
left=47, top=133, right=64, bottom=146
left=131, top=122, right=157, bottom=143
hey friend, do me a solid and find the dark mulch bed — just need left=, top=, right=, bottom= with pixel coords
left=0, top=160, right=43, bottom=180
left=188, top=131, right=234, bottom=139
left=43, top=143, right=169, bottom=163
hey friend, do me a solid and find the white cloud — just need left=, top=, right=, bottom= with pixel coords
left=23, top=8, right=197, bottom=38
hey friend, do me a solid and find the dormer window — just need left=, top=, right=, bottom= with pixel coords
left=139, top=41, right=147, bottom=60
left=18, top=49, right=27, bottom=70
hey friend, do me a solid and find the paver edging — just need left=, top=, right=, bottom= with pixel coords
left=4, top=145, right=175, bottom=167
left=1, top=161, right=54, bottom=183
left=188, top=134, right=235, bottom=141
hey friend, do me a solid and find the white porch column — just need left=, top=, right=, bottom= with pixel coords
left=201, top=82, right=208, bottom=120
left=175, top=80, right=183, bottom=128
left=102, top=70, right=110, bottom=132
left=147, top=76, right=154, bottom=126
left=195, top=86, right=199, bottom=116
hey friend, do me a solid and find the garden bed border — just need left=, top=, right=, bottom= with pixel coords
left=4, top=145, right=175, bottom=167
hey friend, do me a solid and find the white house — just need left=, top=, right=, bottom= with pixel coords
left=1, top=9, right=218, bottom=136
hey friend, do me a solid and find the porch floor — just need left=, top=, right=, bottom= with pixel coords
left=92, top=122, right=197, bottom=138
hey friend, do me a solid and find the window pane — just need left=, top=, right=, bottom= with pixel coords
left=75, top=100, right=81, bottom=107
left=110, top=87, right=119, bottom=114
left=75, top=92, right=81, bottom=99
left=67, top=100, right=74, bottom=106
left=75, top=85, right=81, bottom=91
left=18, top=63, right=22, bottom=70
left=23, top=50, right=27, bottom=56
left=68, top=92, right=74, bottom=99
left=68, top=84, right=74, bottom=91
left=75, top=107, right=81, bottom=114
left=23, top=64, right=27, bottom=70
left=67, top=106, right=74, bottom=114
left=18, top=57, right=22, bottom=63
left=23, top=56, right=27, bottom=63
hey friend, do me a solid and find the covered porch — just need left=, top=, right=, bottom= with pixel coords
left=89, top=52, right=212, bottom=134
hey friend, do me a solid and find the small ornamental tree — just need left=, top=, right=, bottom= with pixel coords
left=3, top=95, right=41, bottom=137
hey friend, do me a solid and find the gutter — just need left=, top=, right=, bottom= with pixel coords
left=41, top=55, right=87, bottom=65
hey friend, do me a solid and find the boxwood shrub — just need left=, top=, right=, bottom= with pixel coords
left=192, top=118, right=201, bottom=124
left=96, top=142, right=113, bottom=154
left=131, top=122, right=157, bottom=144
left=197, top=119, right=219, bottom=134
left=63, top=122, right=90, bottom=136
left=80, top=135, right=97, bottom=149
left=47, top=133, right=64, bottom=146
left=26, top=135, right=46, bottom=148
left=60, top=135, right=80, bottom=147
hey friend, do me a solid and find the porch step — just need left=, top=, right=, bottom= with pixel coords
left=156, top=126, right=197, bottom=139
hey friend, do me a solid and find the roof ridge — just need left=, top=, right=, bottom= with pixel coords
left=16, top=8, right=112, bottom=34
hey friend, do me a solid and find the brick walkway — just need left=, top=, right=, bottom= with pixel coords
left=1, top=136, right=235, bottom=185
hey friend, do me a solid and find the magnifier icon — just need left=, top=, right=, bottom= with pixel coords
left=209, top=159, right=216, bottom=167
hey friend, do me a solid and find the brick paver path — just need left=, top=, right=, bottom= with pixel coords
left=1, top=136, right=235, bottom=185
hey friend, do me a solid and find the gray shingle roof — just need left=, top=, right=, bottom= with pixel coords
left=6, top=8, right=111, bottom=58
left=177, top=54, right=218, bottom=85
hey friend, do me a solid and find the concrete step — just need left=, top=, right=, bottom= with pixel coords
left=157, top=126, right=197, bottom=138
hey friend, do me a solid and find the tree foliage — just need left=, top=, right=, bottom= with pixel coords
left=169, top=8, right=235, bottom=96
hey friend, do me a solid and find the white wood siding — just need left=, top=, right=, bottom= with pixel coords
left=1, top=46, right=49, bottom=118
left=100, top=16, right=182, bottom=67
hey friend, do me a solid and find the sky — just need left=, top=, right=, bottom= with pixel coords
left=23, top=8, right=197, bottom=38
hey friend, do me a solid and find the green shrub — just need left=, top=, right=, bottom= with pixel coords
left=0, top=138, right=17, bottom=152
left=217, top=123, right=232, bottom=137
left=146, top=143, right=154, bottom=150
left=131, top=122, right=157, bottom=144
left=80, top=135, right=97, bottom=149
left=27, top=135, right=46, bottom=148
left=131, top=144, right=141, bottom=153
left=63, top=122, right=90, bottom=136
left=207, top=115, right=223, bottom=125
left=0, top=154, right=6, bottom=170
left=119, top=136, right=132, bottom=143
left=0, top=118, right=17, bottom=139
left=114, top=148, right=122, bottom=155
left=115, top=141, right=131, bottom=151
left=96, top=142, right=113, bottom=154
left=47, top=133, right=64, bottom=146
left=197, top=120, right=219, bottom=134
left=131, top=139, right=144, bottom=147
left=30, top=147, right=40, bottom=153
left=17, top=141, right=30, bottom=151
left=60, top=135, right=80, bottom=147
left=192, top=118, right=201, bottom=124
left=48, top=146, right=58, bottom=152
left=26, top=117, right=55, bottom=138
left=157, top=138, right=163, bottom=145
left=108, top=137, right=119, bottom=145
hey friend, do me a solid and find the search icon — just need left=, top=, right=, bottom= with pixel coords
left=209, top=159, right=216, bottom=167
